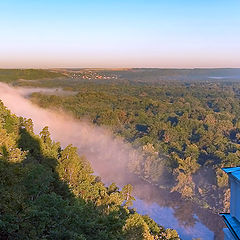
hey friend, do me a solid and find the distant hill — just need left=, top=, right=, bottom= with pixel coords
left=116, top=68, right=240, bottom=83
left=1, top=68, right=240, bottom=84
left=0, top=69, right=64, bottom=83
left=53, top=68, right=240, bottom=83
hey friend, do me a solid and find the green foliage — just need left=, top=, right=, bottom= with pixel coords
left=0, top=102, right=179, bottom=239
left=3, top=68, right=239, bottom=210
left=0, top=69, right=64, bottom=83
left=171, top=171, right=196, bottom=198
left=216, top=168, right=229, bottom=188
left=28, top=78, right=240, bottom=209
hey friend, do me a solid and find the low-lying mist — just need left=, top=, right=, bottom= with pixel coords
left=0, top=82, right=140, bottom=185
left=0, top=83, right=225, bottom=239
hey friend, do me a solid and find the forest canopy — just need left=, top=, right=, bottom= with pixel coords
left=0, top=100, right=179, bottom=239
left=1, top=68, right=240, bottom=236
left=0, top=69, right=64, bottom=83
left=16, top=67, right=240, bottom=212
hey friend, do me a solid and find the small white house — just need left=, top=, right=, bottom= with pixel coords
left=221, top=167, right=240, bottom=240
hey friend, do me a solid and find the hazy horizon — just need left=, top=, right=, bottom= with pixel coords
left=1, top=0, right=240, bottom=68
left=1, top=67, right=240, bottom=70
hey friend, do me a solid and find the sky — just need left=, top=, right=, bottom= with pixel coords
left=0, top=0, right=240, bottom=68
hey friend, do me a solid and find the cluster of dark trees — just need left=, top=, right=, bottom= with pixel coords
left=0, top=100, right=179, bottom=239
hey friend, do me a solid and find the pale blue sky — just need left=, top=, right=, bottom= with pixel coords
left=0, top=0, right=240, bottom=68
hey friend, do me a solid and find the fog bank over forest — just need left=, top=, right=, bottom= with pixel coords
left=0, top=82, right=144, bottom=185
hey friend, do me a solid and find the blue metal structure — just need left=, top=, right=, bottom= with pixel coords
left=221, top=167, right=240, bottom=240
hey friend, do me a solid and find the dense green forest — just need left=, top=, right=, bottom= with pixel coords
left=0, top=100, right=179, bottom=239
left=1, top=68, right=240, bottom=217
left=0, top=69, right=64, bottom=83
left=13, top=68, right=240, bottom=214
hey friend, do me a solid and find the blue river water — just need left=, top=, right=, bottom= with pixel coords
left=133, top=198, right=214, bottom=240
left=125, top=176, right=225, bottom=240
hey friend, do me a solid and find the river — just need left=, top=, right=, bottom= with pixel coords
left=0, top=83, right=225, bottom=240
left=130, top=176, right=224, bottom=239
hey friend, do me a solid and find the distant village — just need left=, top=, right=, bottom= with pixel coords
left=69, top=71, right=118, bottom=80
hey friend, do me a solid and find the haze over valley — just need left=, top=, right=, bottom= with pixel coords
left=2, top=68, right=240, bottom=239
left=1, top=0, right=240, bottom=239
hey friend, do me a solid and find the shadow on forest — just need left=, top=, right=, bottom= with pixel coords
left=0, top=127, right=130, bottom=240
left=0, top=127, right=225, bottom=240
